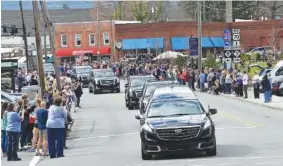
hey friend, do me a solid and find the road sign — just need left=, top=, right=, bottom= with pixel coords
left=232, top=34, right=240, bottom=41
left=224, top=50, right=232, bottom=58
left=233, top=50, right=241, bottom=57
left=233, top=41, right=240, bottom=46
left=224, top=46, right=232, bottom=50
left=223, top=29, right=232, bottom=47
left=233, top=57, right=241, bottom=63
left=232, top=29, right=240, bottom=34
left=232, top=46, right=240, bottom=50
left=224, top=58, right=232, bottom=63
left=189, top=38, right=198, bottom=56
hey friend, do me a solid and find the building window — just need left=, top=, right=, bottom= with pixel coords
left=61, top=35, right=67, bottom=47
left=75, top=34, right=81, bottom=47
left=89, top=33, right=95, bottom=46
left=103, top=32, right=110, bottom=45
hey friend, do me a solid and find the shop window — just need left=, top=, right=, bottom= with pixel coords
left=61, top=35, right=67, bottom=47
left=103, top=32, right=110, bottom=45
left=75, top=34, right=81, bottom=47
left=89, top=33, right=95, bottom=46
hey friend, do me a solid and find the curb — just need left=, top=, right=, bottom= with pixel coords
left=220, top=93, right=283, bottom=111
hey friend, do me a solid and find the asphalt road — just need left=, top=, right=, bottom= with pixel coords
left=2, top=80, right=283, bottom=166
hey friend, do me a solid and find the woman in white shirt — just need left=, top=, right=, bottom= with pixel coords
left=252, top=72, right=260, bottom=99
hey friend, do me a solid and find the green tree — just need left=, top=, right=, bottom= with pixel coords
left=131, top=1, right=149, bottom=22
left=204, top=53, right=218, bottom=69
left=148, top=1, right=163, bottom=22
left=113, top=2, right=123, bottom=20
left=174, top=55, right=187, bottom=69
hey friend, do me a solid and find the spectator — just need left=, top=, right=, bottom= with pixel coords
left=252, top=72, right=260, bottom=99
left=242, top=71, right=249, bottom=99
left=30, top=75, right=39, bottom=86
left=1, top=102, right=9, bottom=157
left=28, top=99, right=41, bottom=152
left=6, top=103, right=22, bottom=161
left=36, top=101, right=48, bottom=156
left=261, top=75, right=271, bottom=103
left=46, top=97, right=67, bottom=159
left=74, top=80, right=83, bottom=108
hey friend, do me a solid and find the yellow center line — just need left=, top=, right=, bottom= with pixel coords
left=217, top=111, right=262, bottom=128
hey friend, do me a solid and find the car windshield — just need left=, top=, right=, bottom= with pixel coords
left=145, top=85, right=157, bottom=97
left=95, top=71, right=114, bottom=77
left=77, top=67, right=92, bottom=74
left=131, top=77, right=154, bottom=87
left=147, top=100, right=203, bottom=118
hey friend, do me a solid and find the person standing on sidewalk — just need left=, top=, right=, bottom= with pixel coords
left=242, top=71, right=249, bottom=99
left=36, top=101, right=48, bottom=156
left=268, top=73, right=273, bottom=102
left=261, top=75, right=271, bottom=103
left=1, top=102, right=9, bottom=157
left=6, top=103, right=22, bottom=161
left=46, top=97, right=67, bottom=159
left=252, top=72, right=260, bottom=99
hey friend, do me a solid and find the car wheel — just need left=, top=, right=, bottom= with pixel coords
left=116, top=88, right=120, bottom=93
left=141, top=142, right=152, bottom=160
left=89, top=86, right=93, bottom=93
left=128, top=102, right=134, bottom=110
left=93, top=86, right=97, bottom=94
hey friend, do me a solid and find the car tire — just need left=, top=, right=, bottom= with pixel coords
left=93, top=86, right=97, bottom=94
left=89, top=86, right=93, bottom=93
left=116, top=88, right=120, bottom=93
left=128, top=103, right=134, bottom=110
left=141, top=143, right=152, bottom=160
left=206, top=145, right=217, bottom=156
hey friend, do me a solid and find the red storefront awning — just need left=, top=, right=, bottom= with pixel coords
left=56, top=47, right=111, bottom=57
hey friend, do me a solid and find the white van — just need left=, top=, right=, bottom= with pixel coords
left=269, top=60, right=283, bottom=94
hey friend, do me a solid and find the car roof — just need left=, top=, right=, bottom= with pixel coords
left=130, top=75, right=154, bottom=79
left=146, top=80, right=178, bottom=86
left=151, top=86, right=198, bottom=101
left=75, top=65, right=93, bottom=69
left=93, top=69, right=112, bottom=72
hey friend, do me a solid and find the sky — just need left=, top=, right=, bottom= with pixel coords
left=1, top=1, right=95, bottom=10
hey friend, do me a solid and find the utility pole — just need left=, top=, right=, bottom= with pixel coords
left=19, top=0, right=31, bottom=70
left=40, top=1, right=61, bottom=90
left=43, top=25, right=47, bottom=63
left=226, top=0, right=233, bottom=22
left=197, top=1, right=202, bottom=72
left=96, top=1, right=101, bottom=62
left=32, top=1, right=45, bottom=97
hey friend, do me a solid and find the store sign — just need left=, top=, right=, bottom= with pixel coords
left=189, top=38, right=198, bottom=56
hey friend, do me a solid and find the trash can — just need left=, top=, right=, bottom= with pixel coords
left=21, top=85, right=41, bottom=100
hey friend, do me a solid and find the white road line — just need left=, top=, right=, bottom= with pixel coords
left=255, top=161, right=280, bottom=165
left=29, top=156, right=41, bottom=166
left=218, top=163, right=246, bottom=166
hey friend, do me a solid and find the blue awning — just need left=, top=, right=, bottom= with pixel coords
left=122, top=38, right=164, bottom=50
left=209, top=37, right=224, bottom=47
left=202, top=37, right=214, bottom=48
left=122, top=38, right=148, bottom=50
left=171, top=37, right=189, bottom=50
left=147, top=38, right=164, bottom=49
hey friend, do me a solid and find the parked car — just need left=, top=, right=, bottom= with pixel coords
left=135, top=85, right=217, bottom=160
left=246, top=46, right=273, bottom=56
left=269, top=61, right=283, bottom=95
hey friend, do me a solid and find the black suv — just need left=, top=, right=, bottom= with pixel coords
left=139, top=80, right=180, bottom=114
left=71, top=66, right=93, bottom=86
left=89, top=69, right=120, bottom=94
left=125, top=75, right=156, bottom=110
left=135, top=86, right=217, bottom=160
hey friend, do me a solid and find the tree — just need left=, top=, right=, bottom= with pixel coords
left=148, top=1, right=163, bottom=22
left=62, top=4, right=69, bottom=9
left=174, top=55, right=187, bottom=69
left=113, top=2, right=123, bottom=20
left=131, top=1, right=149, bottom=22
left=204, top=53, right=218, bottom=69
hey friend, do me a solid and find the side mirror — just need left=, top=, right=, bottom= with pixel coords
left=209, top=108, right=217, bottom=115
left=125, top=84, right=128, bottom=88
left=135, top=114, right=141, bottom=120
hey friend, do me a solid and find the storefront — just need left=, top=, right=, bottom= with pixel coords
left=170, top=36, right=225, bottom=57
left=55, top=47, right=111, bottom=62
left=1, top=59, right=18, bottom=92
left=121, top=38, right=164, bottom=61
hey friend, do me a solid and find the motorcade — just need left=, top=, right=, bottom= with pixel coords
left=139, top=80, right=180, bottom=114
left=135, top=86, right=217, bottom=160
left=125, top=75, right=156, bottom=110
left=88, top=69, right=120, bottom=94
left=71, top=65, right=93, bottom=87
left=269, top=60, right=283, bottom=95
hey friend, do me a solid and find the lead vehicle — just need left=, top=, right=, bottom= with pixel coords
left=135, top=86, right=217, bottom=160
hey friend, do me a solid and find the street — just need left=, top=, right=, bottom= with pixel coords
left=2, top=80, right=283, bottom=166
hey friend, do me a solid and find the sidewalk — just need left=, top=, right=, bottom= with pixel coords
left=221, top=90, right=283, bottom=111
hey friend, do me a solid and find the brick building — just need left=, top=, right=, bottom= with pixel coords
left=114, top=20, right=283, bottom=59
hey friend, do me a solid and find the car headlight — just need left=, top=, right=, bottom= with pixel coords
left=279, top=83, right=283, bottom=89
left=204, top=119, right=211, bottom=129
left=116, top=78, right=120, bottom=83
left=129, top=89, right=134, bottom=96
left=143, top=124, right=153, bottom=133
left=95, top=80, right=100, bottom=84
